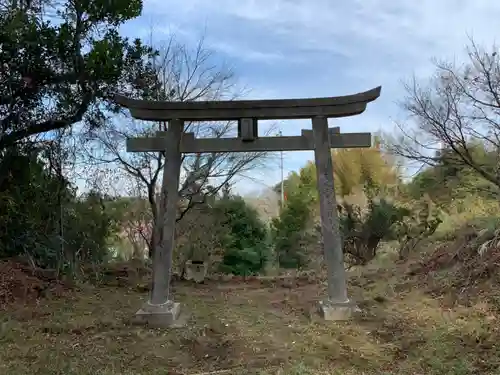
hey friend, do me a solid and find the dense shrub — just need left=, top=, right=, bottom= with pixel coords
left=63, top=191, right=117, bottom=268
left=394, top=199, right=442, bottom=259
left=0, top=147, right=117, bottom=273
left=215, top=197, right=270, bottom=276
left=271, top=191, right=312, bottom=269
left=0, top=148, right=67, bottom=267
left=339, top=197, right=410, bottom=265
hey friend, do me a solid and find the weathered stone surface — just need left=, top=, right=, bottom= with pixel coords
left=127, top=131, right=371, bottom=153
left=312, top=116, right=350, bottom=304
left=149, top=119, right=183, bottom=306
left=115, top=86, right=381, bottom=121
left=317, top=300, right=360, bottom=321
left=134, top=301, right=183, bottom=328
left=184, top=260, right=208, bottom=283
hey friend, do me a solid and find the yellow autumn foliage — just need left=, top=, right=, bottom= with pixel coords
left=333, top=145, right=400, bottom=197
left=282, top=141, right=401, bottom=201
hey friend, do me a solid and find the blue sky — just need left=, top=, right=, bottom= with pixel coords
left=119, top=0, right=499, bottom=195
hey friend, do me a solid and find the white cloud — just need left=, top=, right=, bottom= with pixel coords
left=134, top=0, right=500, bottom=192
left=206, top=40, right=292, bottom=63
left=143, top=0, right=499, bottom=75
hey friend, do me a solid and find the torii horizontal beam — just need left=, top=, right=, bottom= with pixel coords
left=127, top=129, right=371, bottom=153
left=115, top=86, right=381, bottom=121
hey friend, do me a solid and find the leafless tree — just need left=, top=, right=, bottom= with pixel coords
left=81, top=35, right=273, bottom=255
left=390, top=39, right=500, bottom=192
left=117, top=195, right=152, bottom=260
left=244, top=188, right=280, bottom=223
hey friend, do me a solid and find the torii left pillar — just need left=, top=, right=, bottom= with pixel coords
left=134, top=119, right=183, bottom=327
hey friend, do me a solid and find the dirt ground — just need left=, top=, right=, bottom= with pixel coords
left=2, top=254, right=500, bottom=375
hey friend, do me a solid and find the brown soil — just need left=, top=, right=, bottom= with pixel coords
left=0, top=260, right=68, bottom=308
left=2, top=243, right=500, bottom=375
left=409, top=226, right=500, bottom=288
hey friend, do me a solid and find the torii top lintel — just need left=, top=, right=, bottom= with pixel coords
left=114, top=86, right=381, bottom=122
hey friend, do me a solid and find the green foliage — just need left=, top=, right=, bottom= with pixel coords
left=404, top=144, right=498, bottom=242
left=0, top=147, right=118, bottom=272
left=63, top=191, right=118, bottom=267
left=362, top=199, right=410, bottom=240
left=272, top=190, right=312, bottom=269
left=0, top=0, right=157, bottom=148
left=0, top=147, right=69, bottom=265
left=339, top=195, right=411, bottom=265
left=215, top=197, right=270, bottom=276
left=394, top=198, right=443, bottom=259
left=278, top=161, right=318, bottom=207
left=408, top=143, right=499, bottom=208
left=273, top=145, right=405, bottom=267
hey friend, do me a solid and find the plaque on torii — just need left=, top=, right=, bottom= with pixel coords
left=115, top=86, right=381, bottom=327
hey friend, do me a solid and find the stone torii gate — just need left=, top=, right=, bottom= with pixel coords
left=115, top=86, right=381, bottom=327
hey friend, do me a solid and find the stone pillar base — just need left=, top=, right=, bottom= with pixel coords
left=317, top=299, right=359, bottom=321
left=134, top=301, right=183, bottom=328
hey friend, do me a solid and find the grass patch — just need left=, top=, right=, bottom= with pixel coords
left=1, top=258, right=500, bottom=374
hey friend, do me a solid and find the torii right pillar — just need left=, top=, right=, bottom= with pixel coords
left=312, top=116, right=357, bottom=320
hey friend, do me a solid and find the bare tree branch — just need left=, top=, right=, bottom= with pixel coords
left=81, top=33, right=272, bottom=256
left=389, top=38, right=500, bottom=193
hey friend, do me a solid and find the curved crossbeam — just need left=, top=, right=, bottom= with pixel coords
left=114, top=86, right=381, bottom=121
